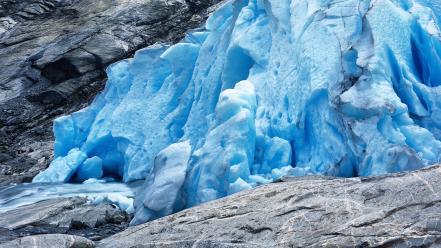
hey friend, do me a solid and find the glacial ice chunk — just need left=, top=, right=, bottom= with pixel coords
left=131, top=141, right=191, bottom=225
left=34, top=148, right=87, bottom=183
left=88, top=194, right=135, bottom=214
left=186, top=80, right=257, bottom=207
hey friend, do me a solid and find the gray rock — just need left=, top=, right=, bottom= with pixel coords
left=0, top=197, right=87, bottom=230
left=99, top=165, right=441, bottom=248
left=0, top=197, right=129, bottom=243
left=0, top=0, right=224, bottom=185
left=53, top=204, right=128, bottom=229
left=0, top=234, right=95, bottom=248
left=0, top=228, right=18, bottom=243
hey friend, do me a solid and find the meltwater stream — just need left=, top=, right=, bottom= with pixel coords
left=0, top=181, right=142, bottom=214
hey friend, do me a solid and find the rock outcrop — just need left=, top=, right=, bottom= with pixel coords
left=99, top=165, right=441, bottom=248
left=0, top=0, right=223, bottom=185
left=0, top=197, right=129, bottom=243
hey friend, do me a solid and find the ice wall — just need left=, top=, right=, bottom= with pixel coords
left=417, top=0, right=441, bottom=22
left=34, top=0, right=441, bottom=224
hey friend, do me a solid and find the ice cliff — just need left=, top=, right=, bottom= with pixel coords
left=34, top=0, right=441, bottom=224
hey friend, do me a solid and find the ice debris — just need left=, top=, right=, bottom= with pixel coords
left=33, top=0, right=441, bottom=224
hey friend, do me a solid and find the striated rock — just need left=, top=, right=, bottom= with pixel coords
left=0, top=0, right=224, bottom=185
left=100, top=165, right=441, bottom=248
left=0, top=234, right=95, bottom=248
left=0, top=197, right=88, bottom=230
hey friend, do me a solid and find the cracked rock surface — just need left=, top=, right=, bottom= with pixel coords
left=0, top=0, right=223, bottom=186
left=100, top=165, right=441, bottom=248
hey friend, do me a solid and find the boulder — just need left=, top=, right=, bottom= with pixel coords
left=0, top=197, right=128, bottom=243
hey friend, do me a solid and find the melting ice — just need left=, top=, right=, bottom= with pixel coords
left=0, top=181, right=141, bottom=214
left=33, top=0, right=441, bottom=224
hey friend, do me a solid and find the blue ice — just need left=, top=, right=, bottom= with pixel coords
left=33, top=0, right=441, bottom=224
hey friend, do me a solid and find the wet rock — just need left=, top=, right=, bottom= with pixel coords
left=54, top=205, right=128, bottom=229
left=100, top=165, right=441, bottom=248
left=0, top=197, right=87, bottom=230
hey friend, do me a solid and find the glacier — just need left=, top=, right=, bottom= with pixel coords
left=33, top=0, right=441, bottom=225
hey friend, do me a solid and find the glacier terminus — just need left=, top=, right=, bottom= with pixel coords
left=32, top=0, right=441, bottom=225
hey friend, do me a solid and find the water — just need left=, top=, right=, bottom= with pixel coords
left=0, top=181, right=142, bottom=213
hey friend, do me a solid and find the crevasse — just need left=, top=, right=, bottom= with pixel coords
left=34, top=0, right=441, bottom=224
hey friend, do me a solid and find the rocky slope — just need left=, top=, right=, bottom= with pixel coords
left=99, top=165, right=441, bottom=248
left=0, top=0, right=223, bottom=186
left=2, top=165, right=441, bottom=247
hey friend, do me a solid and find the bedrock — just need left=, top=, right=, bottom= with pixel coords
left=99, top=165, right=441, bottom=248
left=34, top=0, right=441, bottom=224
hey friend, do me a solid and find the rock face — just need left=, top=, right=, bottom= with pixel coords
left=0, top=197, right=129, bottom=243
left=0, top=197, right=89, bottom=230
left=100, top=165, right=441, bottom=248
left=0, top=0, right=223, bottom=185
